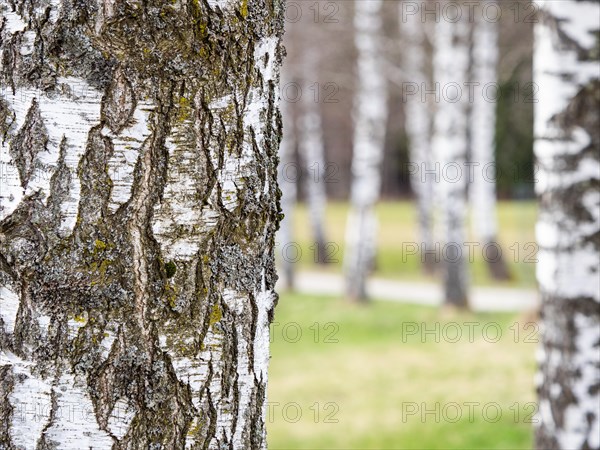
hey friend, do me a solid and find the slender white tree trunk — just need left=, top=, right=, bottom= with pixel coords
left=345, top=0, right=388, bottom=301
left=533, top=2, right=600, bottom=449
left=278, top=98, right=297, bottom=289
left=431, top=10, right=470, bottom=307
left=298, top=47, right=328, bottom=264
left=0, top=1, right=284, bottom=448
left=469, top=1, right=510, bottom=280
left=400, top=1, right=435, bottom=273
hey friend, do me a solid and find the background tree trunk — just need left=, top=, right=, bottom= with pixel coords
left=344, top=0, right=387, bottom=301
left=277, top=98, right=297, bottom=290
left=298, top=47, right=329, bottom=265
left=400, top=1, right=435, bottom=274
left=0, top=1, right=284, bottom=448
left=533, top=1, right=600, bottom=448
left=469, top=1, right=510, bottom=281
left=431, top=9, right=470, bottom=308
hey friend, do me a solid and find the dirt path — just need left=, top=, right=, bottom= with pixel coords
left=278, top=270, right=539, bottom=312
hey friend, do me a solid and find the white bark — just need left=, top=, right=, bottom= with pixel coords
left=0, top=1, right=284, bottom=448
left=470, top=1, right=499, bottom=244
left=469, top=0, right=510, bottom=280
left=345, top=0, right=388, bottom=300
left=533, top=2, right=600, bottom=449
left=431, top=9, right=470, bottom=307
left=298, top=46, right=328, bottom=263
left=400, top=1, right=435, bottom=271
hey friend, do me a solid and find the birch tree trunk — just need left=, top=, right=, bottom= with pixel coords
left=469, top=0, right=510, bottom=280
left=431, top=9, right=470, bottom=308
left=298, top=47, right=328, bottom=264
left=533, top=2, right=600, bottom=448
left=344, top=0, right=387, bottom=301
left=400, top=2, right=435, bottom=274
left=277, top=98, right=296, bottom=290
left=0, top=1, right=284, bottom=448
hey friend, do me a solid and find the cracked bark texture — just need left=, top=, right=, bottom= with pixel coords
left=533, top=1, right=600, bottom=449
left=0, top=0, right=284, bottom=448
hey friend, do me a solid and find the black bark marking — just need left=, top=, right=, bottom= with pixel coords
left=10, top=99, right=48, bottom=188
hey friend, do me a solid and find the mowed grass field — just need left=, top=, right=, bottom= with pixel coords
left=283, top=200, right=537, bottom=288
left=268, top=292, right=537, bottom=449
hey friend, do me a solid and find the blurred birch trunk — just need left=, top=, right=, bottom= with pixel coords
left=278, top=98, right=297, bottom=289
left=431, top=9, right=470, bottom=308
left=533, top=1, right=600, bottom=448
left=401, top=2, right=436, bottom=273
left=469, top=1, right=510, bottom=280
left=298, top=46, right=329, bottom=264
left=345, top=0, right=388, bottom=301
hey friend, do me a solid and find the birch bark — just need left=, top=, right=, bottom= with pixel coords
left=344, top=0, right=387, bottom=301
left=401, top=2, right=435, bottom=273
left=0, top=0, right=284, bottom=448
left=533, top=2, right=600, bottom=448
left=469, top=1, right=510, bottom=280
left=431, top=8, right=470, bottom=307
left=277, top=98, right=296, bottom=290
left=298, top=46, right=328, bottom=264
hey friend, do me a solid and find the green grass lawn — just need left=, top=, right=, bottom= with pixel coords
left=283, top=200, right=537, bottom=288
left=268, top=292, right=537, bottom=449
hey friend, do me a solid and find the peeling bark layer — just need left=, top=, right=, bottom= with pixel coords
left=0, top=0, right=284, bottom=448
left=534, top=1, right=600, bottom=449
